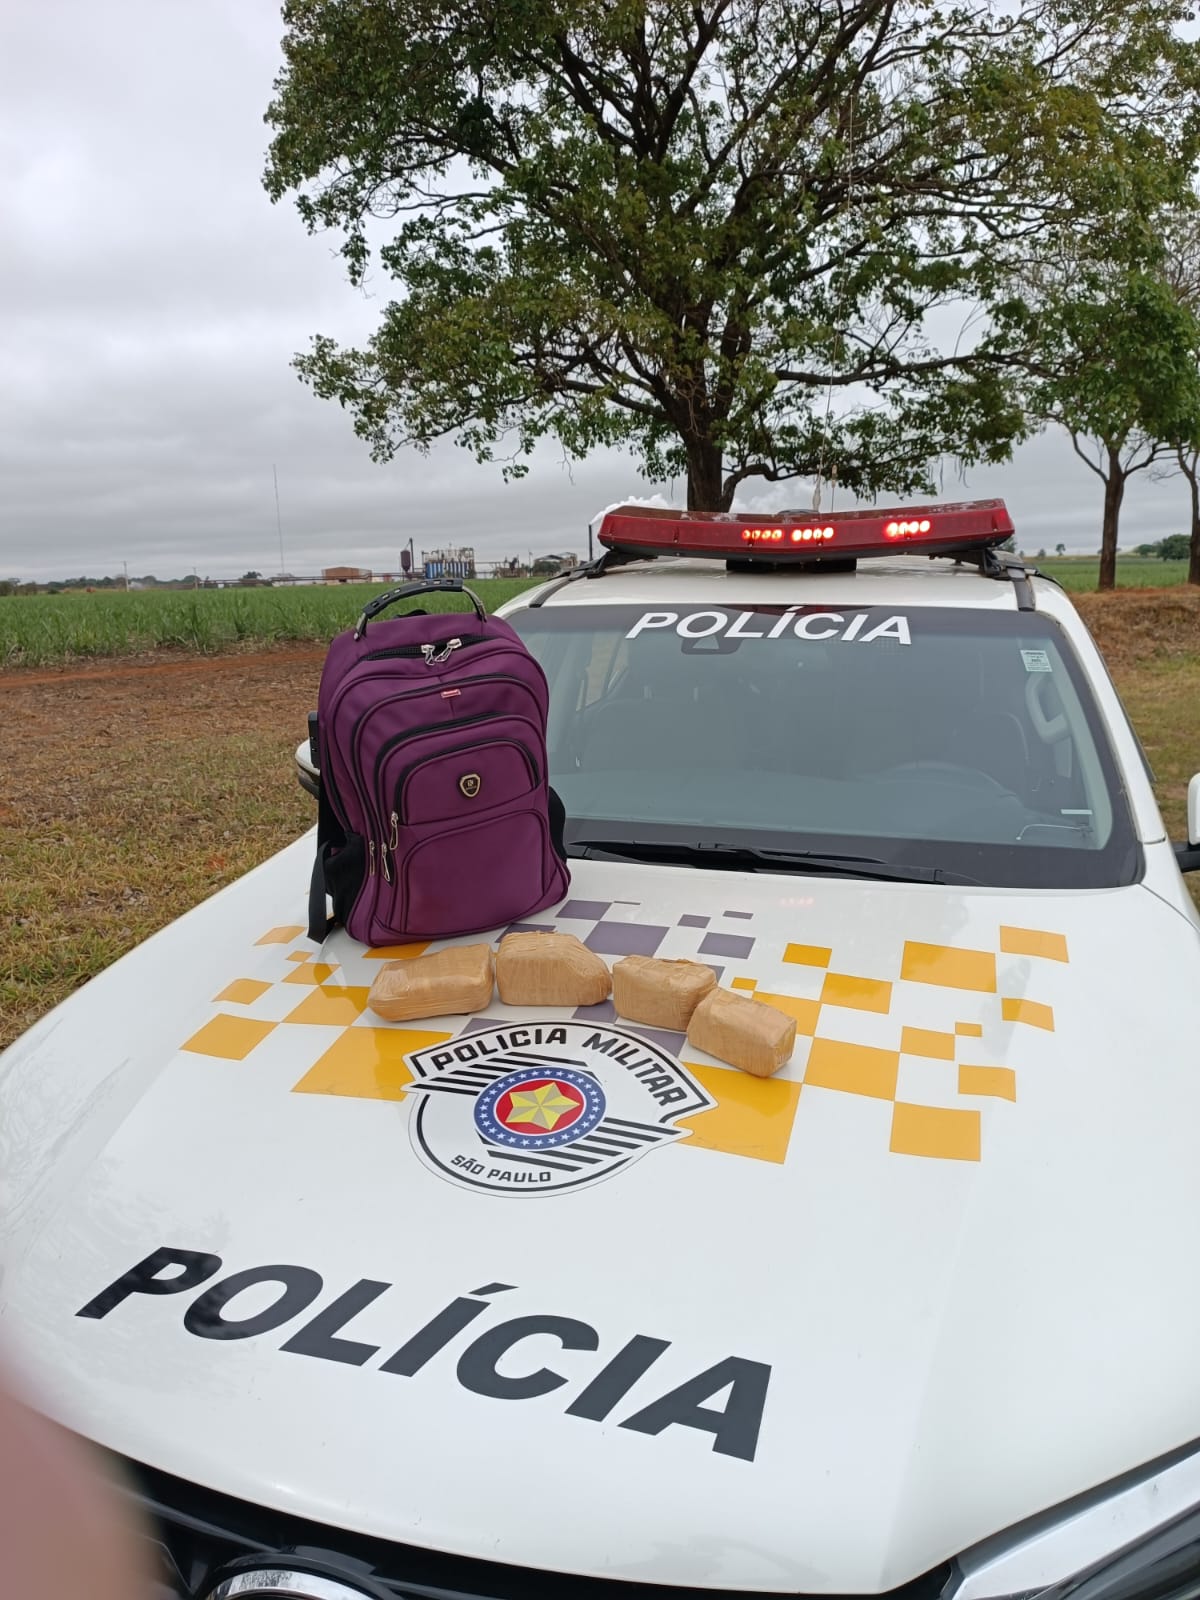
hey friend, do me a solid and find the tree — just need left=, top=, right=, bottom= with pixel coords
left=1158, top=207, right=1200, bottom=584
left=264, top=0, right=1200, bottom=511
left=1158, top=532, right=1190, bottom=559
left=1026, top=271, right=1200, bottom=589
left=1055, top=543, right=1066, bottom=555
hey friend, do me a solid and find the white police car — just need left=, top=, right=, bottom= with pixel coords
left=3, top=500, right=1200, bottom=1600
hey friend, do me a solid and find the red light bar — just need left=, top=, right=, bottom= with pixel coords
left=598, top=500, right=1015, bottom=563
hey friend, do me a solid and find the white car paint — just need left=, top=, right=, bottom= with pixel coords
left=1, top=553, right=1199, bottom=1596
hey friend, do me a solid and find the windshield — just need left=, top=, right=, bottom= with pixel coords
left=508, top=601, right=1142, bottom=889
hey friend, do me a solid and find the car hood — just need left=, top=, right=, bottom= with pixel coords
left=2, top=835, right=1200, bottom=1593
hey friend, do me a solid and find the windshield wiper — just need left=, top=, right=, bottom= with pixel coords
left=567, top=839, right=978, bottom=885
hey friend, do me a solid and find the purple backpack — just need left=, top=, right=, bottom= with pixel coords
left=308, top=580, right=569, bottom=946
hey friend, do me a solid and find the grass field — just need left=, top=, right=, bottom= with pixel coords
left=2, top=587, right=1199, bottom=1050
left=1036, top=557, right=1189, bottom=591
left=0, top=560, right=1195, bottom=666
left=0, top=579, right=540, bottom=667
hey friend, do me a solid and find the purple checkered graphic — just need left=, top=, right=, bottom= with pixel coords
left=568, top=1007, right=685, bottom=1056
left=622, top=1023, right=686, bottom=1056
left=573, top=998, right=617, bottom=1024
left=724, top=910, right=753, bottom=920
left=457, top=1016, right=506, bottom=1035
left=584, top=921, right=669, bottom=957
left=678, top=914, right=709, bottom=928
left=699, top=932, right=755, bottom=959
left=503, top=922, right=559, bottom=936
left=559, top=899, right=612, bottom=920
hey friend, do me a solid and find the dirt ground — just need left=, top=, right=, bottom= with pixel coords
left=2, top=594, right=1199, bottom=1049
left=0, top=645, right=325, bottom=1046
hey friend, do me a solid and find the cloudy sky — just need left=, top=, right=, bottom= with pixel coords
left=0, top=1, right=1190, bottom=583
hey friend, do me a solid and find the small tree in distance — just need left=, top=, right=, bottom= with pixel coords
left=1159, top=209, right=1200, bottom=584
left=1026, top=271, right=1200, bottom=590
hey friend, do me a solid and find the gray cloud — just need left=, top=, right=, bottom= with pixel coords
left=0, top=0, right=1191, bottom=582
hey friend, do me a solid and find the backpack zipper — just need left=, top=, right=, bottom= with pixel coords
left=337, top=669, right=542, bottom=871
left=348, top=671, right=542, bottom=794
left=375, top=709, right=519, bottom=771
left=362, top=635, right=489, bottom=662
left=377, top=716, right=541, bottom=878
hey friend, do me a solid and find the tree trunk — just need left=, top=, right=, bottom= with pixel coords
left=1183, top=449, right=1200, bottom=587
left=1098, top=446, right=1124, bottom=592
left=685, top=441, right=724, bottom=511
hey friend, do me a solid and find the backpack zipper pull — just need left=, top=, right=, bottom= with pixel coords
left=421, top=638, right=462, bottom=666
left=380, top=811, right=398, bottom=883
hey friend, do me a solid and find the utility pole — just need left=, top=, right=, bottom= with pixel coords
left=273, top=464, right=286, bottom=577
left=123, top=560, right=128, bottom=592
left=587, top=521, right=594, bottom=561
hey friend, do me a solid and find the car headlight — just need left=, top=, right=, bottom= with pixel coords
left=207, top=1574, right=380, bottom=1600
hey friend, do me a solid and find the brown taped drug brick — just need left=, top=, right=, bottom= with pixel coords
left=686, top=986, right=796, bottom=1078
left=495, top=931, right=612, bottom=1007
left=612, top=955, right=717, bottom=1032
left=368, top=944, right=494, bottom=1022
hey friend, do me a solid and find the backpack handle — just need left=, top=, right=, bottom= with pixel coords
left=353, top=579, right=487, bottom=640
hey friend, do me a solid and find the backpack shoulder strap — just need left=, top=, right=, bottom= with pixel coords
left=307, top=763, right=345, bottom=944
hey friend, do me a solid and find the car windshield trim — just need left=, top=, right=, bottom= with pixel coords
left=566, top=836, right=981, bottom=885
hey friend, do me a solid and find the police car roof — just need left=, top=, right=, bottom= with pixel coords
left=517, top=555, right=1074, bottom=621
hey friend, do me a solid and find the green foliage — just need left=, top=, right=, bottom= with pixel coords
left=1030, top=272, right=1200, bottom=453
left=1022, top=259, right=1200, bottom=586
left=264, top=0, right=1200, bottom=509
left=1158, top=532, right=1192, bottom=559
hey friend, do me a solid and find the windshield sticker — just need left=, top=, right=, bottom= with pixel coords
left=77, top=1249, right=772, bottom=1461
left=1021, top=649, right=1053, bottom=673
left=626, top=610, right=911, bottom=645
left=404, top=1022, right=715, bottom=1196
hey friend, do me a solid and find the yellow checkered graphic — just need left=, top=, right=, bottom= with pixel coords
left=181, top=922, right=1068, bottom=1172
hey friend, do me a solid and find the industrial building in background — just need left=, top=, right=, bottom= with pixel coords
left=321, top=565, right=373, bottom=584
left=420, top=547, right=476, bottom=579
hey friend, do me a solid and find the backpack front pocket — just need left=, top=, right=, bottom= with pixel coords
left=395, top=810, right=553, bottom=939
left=397, top=737, right=538, bottom=825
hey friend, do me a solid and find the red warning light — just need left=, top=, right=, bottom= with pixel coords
left=597, top=501, right=1014, bottom=563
